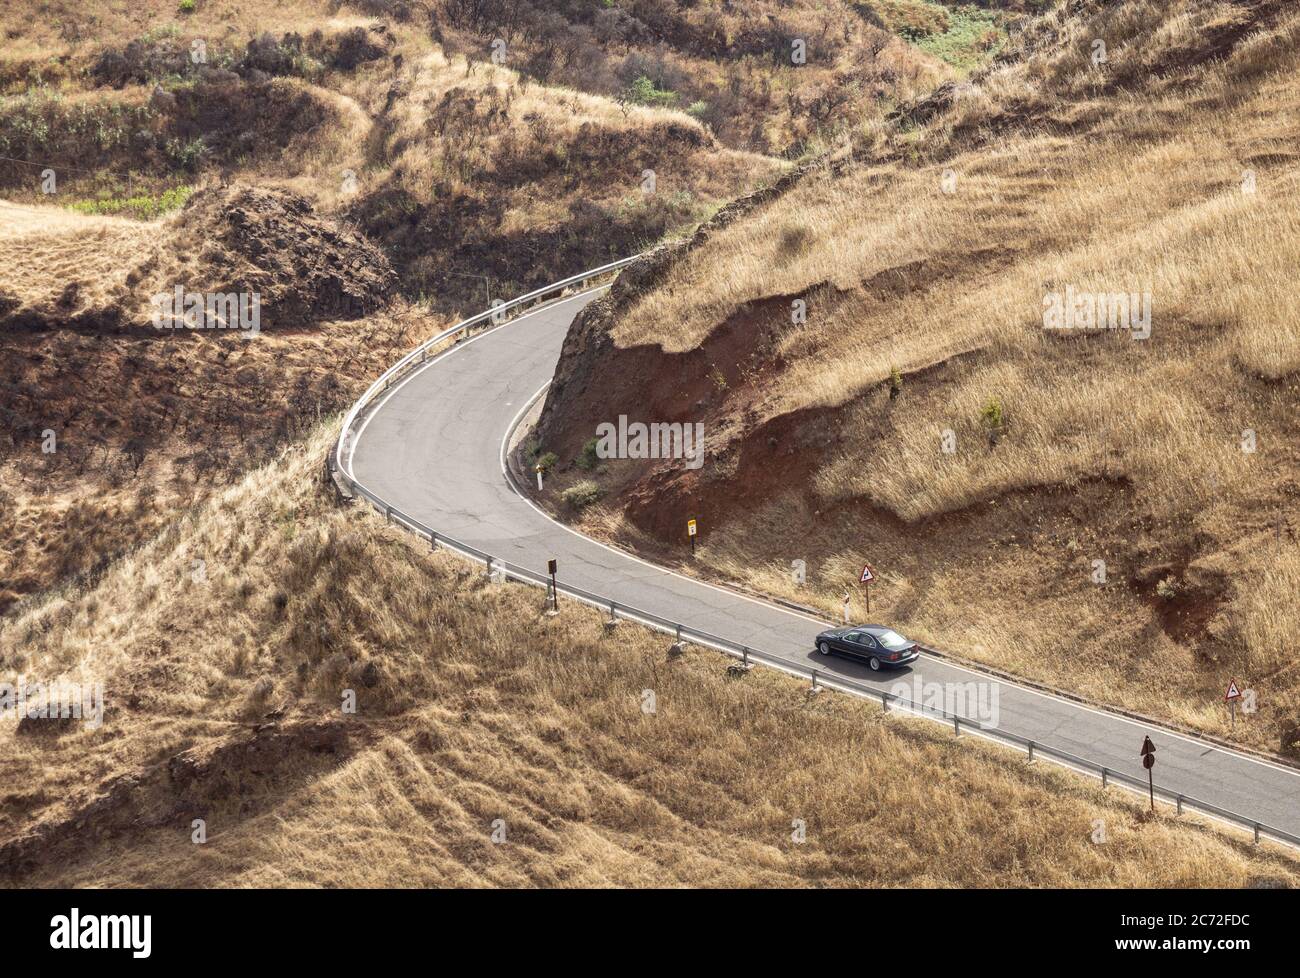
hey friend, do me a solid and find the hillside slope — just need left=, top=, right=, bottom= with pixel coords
left=2, top=427, right=1295, bottom=887
left=0, top=0, right=945, bottom=607
left=530, top=0, right=1300, bottom=755
left=0, top=191, right=418, bottom=611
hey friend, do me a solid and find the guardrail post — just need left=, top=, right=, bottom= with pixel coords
left=1254, top=823, right=1261, bottom=845
left=669, top=624, right=684, bottom=656
left=881, top=692, right=889, bottom=713
left=1176, top=795, right=1183, bottom=816
left=742, top=648, right=750, bottom=669
left=385, top=506, right=391, bottom=523
left=809, top=669, right=820, bottom=695
left=1101, top=768, right=1109, bottom=789
left=952, top=715, right=960, bottom=736
left=430, top=531, right=437, bottom=550
left=603, top=601, right=618, bottom=631
left=485, top=556, right=493, bottom=578
left=1027, top=741, right=1035, bottom=763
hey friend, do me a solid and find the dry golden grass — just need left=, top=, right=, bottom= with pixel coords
left=2, top=425, right=1297, bottom=887
left=534, top=0, right=1300, bottom=754
left=0, top=201, right=159, bottom=310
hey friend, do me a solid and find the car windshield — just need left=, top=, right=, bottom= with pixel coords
left=873, top=629, right=910, bottom=650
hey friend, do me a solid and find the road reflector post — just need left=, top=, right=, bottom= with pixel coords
left=1140, top=735, right=1156, bottom=812
left=687, top=518, right=697, bottom=556
left=546, top=558, right=559, bottom=616
left=809, top=669, right=821, bottom=695
left=536, top=465, right=544, bottom=492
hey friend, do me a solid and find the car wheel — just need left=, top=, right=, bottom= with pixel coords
left=868, top=656, right=881, bottom=671
left=818, top=641, right=832, bottom=656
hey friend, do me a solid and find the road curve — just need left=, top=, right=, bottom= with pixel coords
left=347, top=287, right=1300, bottom=843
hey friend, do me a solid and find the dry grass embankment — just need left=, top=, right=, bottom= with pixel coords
left=2, top=426, right=1296, bottom=887
left=530, top=0, right=1300, bottom=754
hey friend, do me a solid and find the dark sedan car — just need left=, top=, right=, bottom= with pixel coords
left=815, top=624, right=920, bottom=671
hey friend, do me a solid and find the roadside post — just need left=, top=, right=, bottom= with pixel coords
left=547, top=558, right=558, bottom=613
left=1140, top=736, right=1156, bottom=812
left=1225, top=680, right=1242, bottom=730
left=859, top=563, right=876, bottom=614
left=842, top=592, right=851, bottom=624
left=687, top=518, right=697, bottom=556
left=536, top=464, right=544, bottom=491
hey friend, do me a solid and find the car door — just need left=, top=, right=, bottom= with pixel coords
left=842, top=629, right=883, bottom=660
left=857, top=633, right=881, bottom=662
left=840, top=631, right=868, bottom=660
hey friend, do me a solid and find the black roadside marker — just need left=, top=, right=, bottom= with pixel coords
left=1140, top=736, right=1156, bottom=812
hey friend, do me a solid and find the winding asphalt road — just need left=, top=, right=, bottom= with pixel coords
left=346, top=287, right=1300, bottom=844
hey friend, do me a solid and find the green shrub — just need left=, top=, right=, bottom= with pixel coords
left=979, top=397, right=1003, bottom=430
left=576, top=437, right=600, bottom=471
left=625, top=75, right=678, bottom=108
left=178, top=0, right=197, bottom=13
left=66, top=185, right=193, bottom=220
left=164, top=136, right=205, bottom=170
left=562, top=481, right=603, bottom=510
left=535, top=451, right=559, bottom=473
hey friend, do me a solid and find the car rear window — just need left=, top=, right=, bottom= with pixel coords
left=874, top=629, right=910, bottom=650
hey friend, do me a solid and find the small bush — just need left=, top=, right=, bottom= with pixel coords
left=536, top=451, right=559, bottom=473
left=562, top=481, right=603, bottom=510
left=979, top=397, right=1003, bottom=430
left=625, top=75, right=678, bottom=108
left=178, top=0, right=196, bottom=13
left=576, top=437, right=600, bottom=471
left=1156, top=576, right=1181, bottom=601
left=66, top=185, right=193, bottom=220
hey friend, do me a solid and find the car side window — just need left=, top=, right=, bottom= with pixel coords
left=859, top=634, right=877, bottom=648
left=845, top=631, right=864, bottom=644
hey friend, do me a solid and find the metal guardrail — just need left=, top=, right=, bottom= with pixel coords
left=330, top=259, right=1300, bottom=852
left=335, top=255, right=644, bottom=478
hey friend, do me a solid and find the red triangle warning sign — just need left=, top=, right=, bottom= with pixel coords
left=1225, top=681, right=1242, bottom=701
left=860, top=564, right=875, bottom=584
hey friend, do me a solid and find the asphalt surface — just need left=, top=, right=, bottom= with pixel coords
left=348, top=289, right=1300, bottom=841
